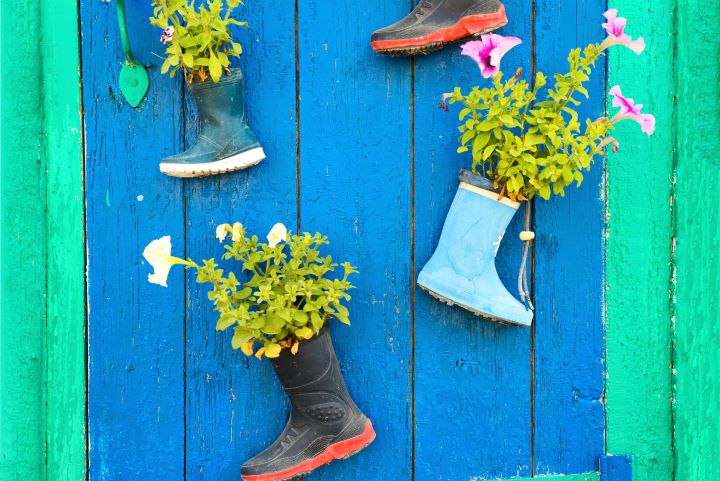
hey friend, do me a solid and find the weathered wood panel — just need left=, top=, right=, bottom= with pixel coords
left=673, top=0, right=720, bottom=478
left=81, top=1, right=186, bottom=479
left=183, top=1, right=297, bottom=479
left=0, top=5, right=48, bottom=481
left=413, top=1, right=533, bottom=479
left=533, top=0, right=606, bottom=474
left=41, top=0, right=87, bottom=479
left=297, top=1, right=414, bottom=479
left=605, top=0, right=675, bottom=480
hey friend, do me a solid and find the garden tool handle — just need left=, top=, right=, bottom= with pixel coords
left=115, top=0, right=135, bottom=64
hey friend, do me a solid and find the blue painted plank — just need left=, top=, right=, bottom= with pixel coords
left=533, top=0, right=607, bottom=474
left=297, top=2, right=414, bottom=480
left=81, top=0, right=186, bottom=479
left=600, top=455, right=633, bottom=481
left=413, top=1, right=533, bottom=479
left=183, top=1, right=298, bottom=480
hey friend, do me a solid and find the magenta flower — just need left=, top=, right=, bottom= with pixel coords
left=439, top=93, right=452, bottom=112
left=609, top=85, right=655, bottom=136
left=160, top=26, right=175, bottom=45
left=609, top=86, right=642, bottom=116
left=599, top=9, right=645, bottom=54
left=461, top=34, right=522, bottom=79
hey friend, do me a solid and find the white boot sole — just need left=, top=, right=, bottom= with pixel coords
left=159, top=147, right=266, bottom=178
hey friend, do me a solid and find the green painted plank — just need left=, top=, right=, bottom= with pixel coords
left=0, top=4, right=48, bottom=481
left=673, top=0, right=720, bottom=478
left=490, top=472, right=599, bottom=481
left=605, top=2, right=674, bottom=481
left=40, top=0, right=87, bottom=479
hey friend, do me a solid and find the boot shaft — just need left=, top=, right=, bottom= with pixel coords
left=439, top=170, right=520, bottom=274
left=188, top=68, right=247, bottom=127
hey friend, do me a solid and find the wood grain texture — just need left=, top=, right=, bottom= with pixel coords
left=605, top=1, right=674, bottom=480
left=41, top=0, right=88, bottom=479
left=673, top=0, right=720, bottom=478
left=183, top=2, right=297, bottom=479
left=0, top=4, right=48, bottom=481
left=81, top=1, right=186, bottom=479
left=297, top=1, right=414, bottom=479
left=491, top=473, right=600, bottom=481
left=413, top=1, right=533, bottom=479
left=533, top=0, right=606, bottom=474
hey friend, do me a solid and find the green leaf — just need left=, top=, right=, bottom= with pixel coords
left=231, top=327, right=255, bottom=349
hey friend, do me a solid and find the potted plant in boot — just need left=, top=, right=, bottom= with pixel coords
left=419, top=9, right=655, bottom=326
left=150, top=0, right=265, bottom=177
left=142, top=223, right=376, bottom=481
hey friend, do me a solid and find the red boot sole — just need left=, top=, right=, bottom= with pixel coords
left=241, top=420, right=376, bottom=481
left=371, top=4, right=508, bottom=55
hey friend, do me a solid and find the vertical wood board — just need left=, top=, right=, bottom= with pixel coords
left=0, top=5, right=48, bottom=481
left=41, top=0, right=88, bottom=479
left=297, top=0, right=414, bottom=478
left=413, top=1, right=533, bottom=478
left=183, top=1, right=298, bottom=479
left=533, top=0, right=607, bottom=474
left=673, top=0, right=720, bottom=478
left=605, top=1, right=675, bottom=480
left=81, top=1, right=186, bottom=478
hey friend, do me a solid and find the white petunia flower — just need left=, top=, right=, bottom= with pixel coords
left=266, top=223, right=288, bottom=248
left=143, top=236, right=175, bottom=287
left=231, top=222, right=244, bottom=242
left=216, top=224, right=230, bottom=243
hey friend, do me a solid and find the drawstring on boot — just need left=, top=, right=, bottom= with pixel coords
left=518, top=201, right=534, bottom=311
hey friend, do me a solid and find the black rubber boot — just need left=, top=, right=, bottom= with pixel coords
left=241, top=326, right=375, bottom=481
left=371, top=0, right=507, bottom=56
left=159, top=68, right=265, bottom=178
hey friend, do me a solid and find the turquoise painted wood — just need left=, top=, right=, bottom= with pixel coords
left=81, top=0, right=607, bottom=479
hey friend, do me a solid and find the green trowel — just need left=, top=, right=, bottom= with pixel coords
left=116, top=0, right=149, bottom=107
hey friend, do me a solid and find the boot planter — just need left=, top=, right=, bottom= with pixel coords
left=417, top=170, right=533, bottom=326
left=370, top=0, right=508, bottom=56
left=159, top=68, right=265, bottom=178
left=241, top=325, right=376, bottom=481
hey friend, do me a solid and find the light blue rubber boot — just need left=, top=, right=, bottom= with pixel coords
left=160, top=68, right=265, bottom=177
left=417, top=170, right=533, bottom=326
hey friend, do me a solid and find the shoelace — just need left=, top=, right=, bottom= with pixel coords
left=518, top=201, right=534, bottom=311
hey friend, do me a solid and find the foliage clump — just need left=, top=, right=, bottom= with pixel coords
left=187, top=224, right=358, bottom=359
left=150, top=0, right=247, bottom=82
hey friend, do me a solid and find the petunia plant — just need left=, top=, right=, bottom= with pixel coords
left=150, top=0, right=248, bottom=83
left=142, top=223, right=358, bottom=359
left=443, top=9, right=654, bottom=201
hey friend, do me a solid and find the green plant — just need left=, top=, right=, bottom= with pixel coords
left=150, top=0, right=247, bottom=83
left=445, top=10, right=653, bottom=201
left=142, top=223, right=358, bottom=359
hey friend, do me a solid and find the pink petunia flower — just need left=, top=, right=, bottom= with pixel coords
left=461, top=34, right=522, bottom=79
left=609, top=86, right=643, bottom=116
left=609, top=85, right=655, bottom=136
left=439, top=93, right=452, bottom=112
left=599, top=9, right=645, bottom=54
left=160, top=26, right=175, bottom=45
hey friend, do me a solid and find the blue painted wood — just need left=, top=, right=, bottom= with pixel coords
left=183, top=2, right=297, bottom=480
left=413, top=1, right=533, bottom=479
left=600, top=455, right=633, bottom=481
left=297, top=1, right=414, bottom=479
left=533, top=0, right=607, bottom=475
left=83, top=1, right=609, bottom=479
left=81, top=0, right=185, bottom=479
